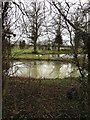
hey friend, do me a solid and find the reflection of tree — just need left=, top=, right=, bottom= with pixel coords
left=69, top=64, right=79, bottom=77
left=30, top=61, right=38, bottom=78
left=50, top=62, right=61, bottom=78
left=59, top=64, right=69, bottom=78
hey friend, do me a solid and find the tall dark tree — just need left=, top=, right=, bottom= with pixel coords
left=55, top=28, right=62, bottom=51
left=2, top=2, right=16, bottom=95
left=52, top=0, right=90, bottom=118
left=73, top=21, right=81, bottom=52
left=2, top=2, right=11, bottom=95
left=54, top=9, right=63, bottom=51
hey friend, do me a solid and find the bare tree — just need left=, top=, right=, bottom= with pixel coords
left=54, top=14, right=63, bottom=51
left=2, top=2, right=16, bottom=96
left=51, top=0, right=90, bottom=117
left=2, top=0, right=27, bottom=95
left=25, top=0, right=45, bottom=53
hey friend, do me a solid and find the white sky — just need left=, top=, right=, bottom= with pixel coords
left=11, top=0, right=89, bottom=45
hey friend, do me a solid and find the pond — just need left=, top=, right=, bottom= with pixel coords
left=9, top=60, right=80, bottom=79
left=44, top=54, right=74, bottom=58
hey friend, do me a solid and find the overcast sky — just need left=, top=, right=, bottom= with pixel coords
left=11, top=0, right=89, bottom=45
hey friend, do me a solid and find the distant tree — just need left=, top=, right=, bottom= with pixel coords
left=26, top=0, right=44, bottom=53
left=55, top=28, right=63, bottom=51
left=19, top=40, right=26, bottom=49
left=73, top=21, right=81, bottom=52
left=51, top=10, right=63, bottom=51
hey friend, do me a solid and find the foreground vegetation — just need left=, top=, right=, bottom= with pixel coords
left=3, top=77, right=89, bottom=119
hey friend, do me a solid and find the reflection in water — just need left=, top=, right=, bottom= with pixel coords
left=46, top=54, right=74, bottom=58
left=9, top=61, right=80, bottom=79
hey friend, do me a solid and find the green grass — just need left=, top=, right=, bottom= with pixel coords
left=11, top=46, right=84, bottom=62
left=11, top=48, right=33, bottom=55
left=11, top=46, right=84, bottom=57
left=11, top=46, right=73, bottom=55
left=11, top=47, right=74, bottom=62
left=12, top=53, right=73, bottom=62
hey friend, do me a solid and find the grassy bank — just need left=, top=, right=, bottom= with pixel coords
left=11, top=47, right=74, bottom=62
left=11, top=47, right=73, bottom=55
left=12, top=54, right=73, bottom=62
left=3, top=77, right=88, bottom=119
left=10, top=46, right=84, bottom=63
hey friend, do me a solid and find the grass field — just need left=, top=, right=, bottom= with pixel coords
left=11, top=46, right=73, bottom=55
left=11, top=46, right=74, bottom=62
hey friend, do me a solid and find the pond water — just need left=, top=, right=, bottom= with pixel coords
left=33, top=53, right=86, bottom=59
left=9, top=60, right=80, bottom=79
left=44, top=54, right=74, bottom=58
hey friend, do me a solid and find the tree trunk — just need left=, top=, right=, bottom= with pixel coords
left=57, top=43, right=60, bottom=52
left=87, top=54, right=90, bottom=119
left=34, top=40, right=37, bottom=53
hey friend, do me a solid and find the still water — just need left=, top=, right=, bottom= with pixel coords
left=9, top=60, right=80, bottom=79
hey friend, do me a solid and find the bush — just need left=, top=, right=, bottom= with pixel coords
left=19, top=40, right=26, bottom=49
